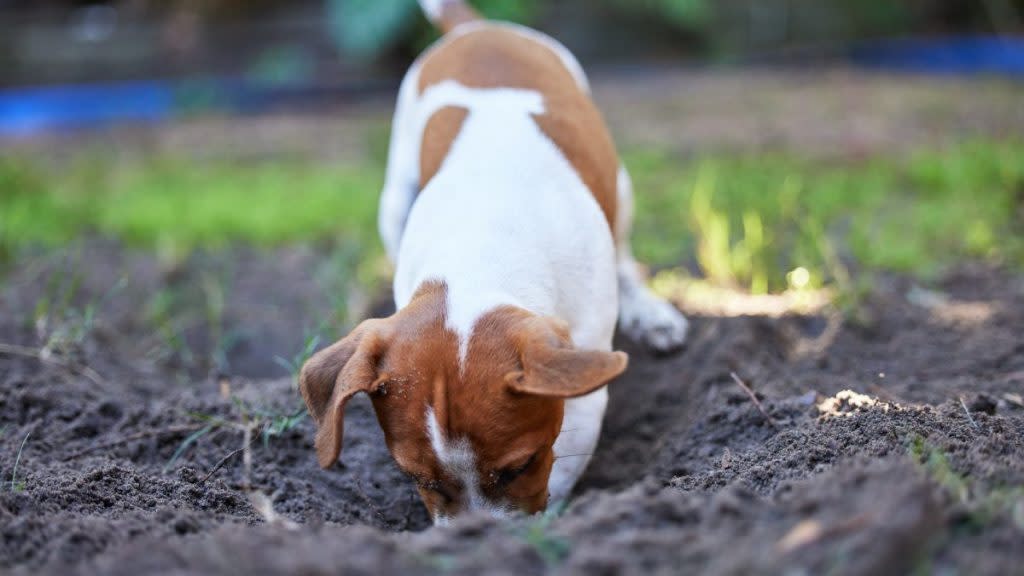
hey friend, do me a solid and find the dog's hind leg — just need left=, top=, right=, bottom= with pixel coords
left=378, top=64, right=424, bottom=265
left=614, top=165, right=689, bottom=352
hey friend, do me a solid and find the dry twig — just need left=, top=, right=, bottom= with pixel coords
left=730, top=372, right=778, bottom=428
left=199, top=443, right=250, bottom=484
left=959, top=396, right=980, bottom=431
left=233, top=422, right=298, bottom=529
left=241, top=422, right=254, bottom=489
left=248, top=490, right=299, bottom=530
left=777, top=513, right=874, bottom=553
left=1004, top=392, right=1024, bottom=408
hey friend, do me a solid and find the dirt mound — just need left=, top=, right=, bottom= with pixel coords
left=1, top=246, right=1022, bottom=575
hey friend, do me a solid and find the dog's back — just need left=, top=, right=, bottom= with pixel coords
left=414, top=8, right=619, bottom=230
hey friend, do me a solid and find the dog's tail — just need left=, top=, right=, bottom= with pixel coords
left=418, top=0, right=482, bottom=34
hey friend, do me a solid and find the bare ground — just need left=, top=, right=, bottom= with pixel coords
left=0, top=243, right=1022, bottom=576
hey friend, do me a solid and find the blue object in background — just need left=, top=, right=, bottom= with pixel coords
left=0, top=76, right=380, bottom=137
left=1, top=36, right=1022, bottom=137
left=851, top=36, right=1024, bottom=76
left=0, top=81, right=174, bottom=136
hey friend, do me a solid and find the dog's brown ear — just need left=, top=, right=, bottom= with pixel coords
left=299, top=318, right=391, bottom=468
left=505, top=316, right=628, bottom=398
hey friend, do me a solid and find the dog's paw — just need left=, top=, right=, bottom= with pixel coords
left=619, top=290, right=688, bottom=353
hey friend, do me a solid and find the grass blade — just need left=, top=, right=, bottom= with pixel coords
left=10, top=430, right=31, bottom=492
left=164, top=424, right=215, bottom=472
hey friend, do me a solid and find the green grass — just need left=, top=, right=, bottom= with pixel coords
left=0, top=154, right=381, bottom=259
left=2, top=140, right=1022, bottom=295
left=908, top=434, right=1024, bottom=532
left=273, top=332, right=322, bottom=382
left=517, top=510, right=571, bottom=566
left=629, top=140, right=1024, bottom=292
left=10, top=430, right=31, bottom=492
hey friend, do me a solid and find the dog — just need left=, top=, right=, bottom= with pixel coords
left=299, top=0, right=688, bottom=524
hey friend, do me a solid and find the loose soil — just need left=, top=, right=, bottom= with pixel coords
left=1, top=244, right=1022, bottom=576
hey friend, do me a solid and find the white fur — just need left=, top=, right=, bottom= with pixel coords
left=426, top=408, right=508, bottom=521
left=377, top=20, right=686, bottom=513
left=548, top=386, right=608, bottom=505
left=417, top=0, right=445, bottom=22
left=614, top=166, right=689, bottom=351
left=378, top=60, right=423, bottom=264
left=379, top=21, right=590, bottom=263
left=391, top=76, right=618, bottom=505
left=393, top=79, right=618, bottom=350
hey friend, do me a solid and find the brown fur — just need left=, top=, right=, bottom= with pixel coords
left=299, top=283, right=627, bottom=517
left=298, top=318, right=391, bottom=468
left=416, top=25, right=619, bottom=230
left=419, top=106, right=469, bottom=190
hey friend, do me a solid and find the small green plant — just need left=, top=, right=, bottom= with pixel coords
left=32, top=259, right=126, bottom=357
left=145, top=272, right=238, bottom=375
left=10, top=430, right=31, bottom=492
left=165, top=398, right=308, bottom=472
left=232, top=397, right=308, bottom=448
left=259, top=407, right=307, bottom=448
left=164, top=423, right=218, bottom=472
left=518, top=510, right=571, bottom=566
left=273, top=332, right=322, bottom=380
left=200, top=270, right=237, bottom=375
left=33, top=257, right=84, bottom=338
left=908, top=434, right=1024, bottom=530
left=315, top=237, right=383, bottom=334
left=145, top=288, right=196, bottom=368
left=908, top=435, right=970, bottom=504
left=416, top=552, right=458, bottom=573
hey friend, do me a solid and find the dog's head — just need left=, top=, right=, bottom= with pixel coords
left=299, top=282, right=626, bottom=521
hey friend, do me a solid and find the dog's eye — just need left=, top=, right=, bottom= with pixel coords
left=417, top=479, right=456, bottom=503
left=495, top=452, right=538, bottom=487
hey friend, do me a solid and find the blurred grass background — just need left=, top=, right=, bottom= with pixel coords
left=3, top=138, right=1022, bottom=299
left=2, top=0, right=1024, bottom=328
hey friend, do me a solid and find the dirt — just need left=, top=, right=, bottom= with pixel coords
left=0, top=243, right=1022, bottom=576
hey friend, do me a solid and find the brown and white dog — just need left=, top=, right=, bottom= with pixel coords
left=300, top=0, right=688, bottom=524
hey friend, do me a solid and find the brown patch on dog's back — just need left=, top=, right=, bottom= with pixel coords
left=420, top=106, right=469, bottom=189
left=417, top=25, right=619, bottom=231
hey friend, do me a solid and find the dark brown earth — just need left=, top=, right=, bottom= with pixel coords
left=1, top=243, right=1022, bottom=576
